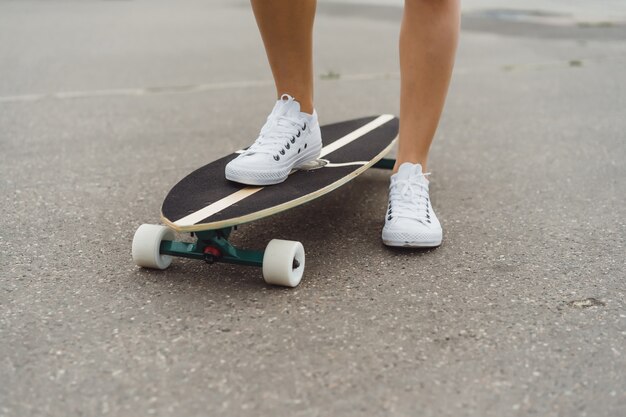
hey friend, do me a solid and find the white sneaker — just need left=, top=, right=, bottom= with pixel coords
left=225, top=94, right=322, bottom=185
left=382, top=162, right=443, bottom=247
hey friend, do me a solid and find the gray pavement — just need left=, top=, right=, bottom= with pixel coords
left=1, top=1, right=625, bottom=416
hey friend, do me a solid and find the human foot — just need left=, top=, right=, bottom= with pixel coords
left=382, top=162, right=442, bottom=247
left=225, top=94, right=322, bottom=186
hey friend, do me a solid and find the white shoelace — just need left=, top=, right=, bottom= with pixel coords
left=388, top=173, right=431, bottom=223
left=245, top=110, right=306, bottom=158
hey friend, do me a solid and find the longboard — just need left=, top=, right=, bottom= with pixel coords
left=161, top=115, right=398, bottom=231
left=132, top=115, right=398, bottom=287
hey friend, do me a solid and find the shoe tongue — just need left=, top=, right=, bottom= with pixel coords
left=395, top=162, right=423, bottom=181
left=272, top=94, right=301, bottom=118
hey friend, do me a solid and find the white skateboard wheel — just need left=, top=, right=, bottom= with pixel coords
left=262, top=239, right=305, bottom=287
left=132, top=224, right=175, bottom=270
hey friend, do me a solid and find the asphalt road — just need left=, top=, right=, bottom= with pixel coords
left=1, top=1, right=625, bottom=416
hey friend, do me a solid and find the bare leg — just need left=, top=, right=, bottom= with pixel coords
left=396, top=0, right=460, bottom=172
left=251, top=0, right=316, bottom=114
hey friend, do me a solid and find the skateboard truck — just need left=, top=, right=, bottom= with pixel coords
left=132, top=224, right=305, bottom=287
left=158, top=227, right=264, bottom=267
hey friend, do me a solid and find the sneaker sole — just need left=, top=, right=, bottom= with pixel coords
left=225, top=145, right=322, bottom=186
left=382, top=239, right=442, bottom=248
left=382, top=229, right=442, bottom=248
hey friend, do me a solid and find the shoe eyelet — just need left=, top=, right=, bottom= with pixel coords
left=274, top=155, right=280, bottom=161
left=279, top=149, right=285, bottom=155
left=290, top=136, right=296, bottom=144
left=388, top=216, right=392, bottom=221
left=304, top=143, right=308, bottom=149
left=285, top=143, right=290, bottom=150
left=298, top=148, right=301, bottom=153
left=296, top=131, right=301, bottom=138
left=302, top=122, right=307, bottom=131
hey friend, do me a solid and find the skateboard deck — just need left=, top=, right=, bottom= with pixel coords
left=161, top=115, right=399, bottom=232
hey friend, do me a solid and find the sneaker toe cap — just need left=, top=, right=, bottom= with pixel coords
left=382, top=221, right=442, bottom=247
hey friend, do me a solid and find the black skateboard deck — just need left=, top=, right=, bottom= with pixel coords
left=161, top=114, right=399, bottom=232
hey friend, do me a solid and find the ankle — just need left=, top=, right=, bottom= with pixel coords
left=299, top=101, right=314, bottom=115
